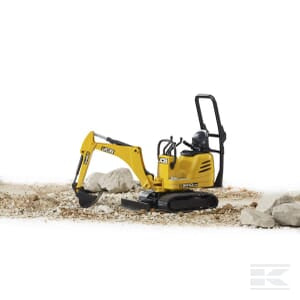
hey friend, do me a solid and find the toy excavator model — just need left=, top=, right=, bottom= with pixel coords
left=72, top=94, right=226, bottom=212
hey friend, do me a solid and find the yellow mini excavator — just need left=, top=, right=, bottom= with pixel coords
left=72, top=94, right=226, bottom=212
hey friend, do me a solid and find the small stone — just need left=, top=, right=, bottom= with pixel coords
left=256, top=193, right=295, bottom=214
left=272, top=203, right=300, bottom=227
left=249, top=201, right=257, bottom=208
left=240, top=207, right=275, bottom=228
left=222, top=203, right=234, bottom=210
left=151, top=212, right=160, bottom=217
left=218, top=203, right=234, bottom=214
left=28, top=194, right=39, bottom=201
left=46, top=193, right=56, bottom=199
left=97, top=205, right=113, bottom=214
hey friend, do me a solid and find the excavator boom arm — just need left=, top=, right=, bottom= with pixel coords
left=72, top=132, right=154, bottom=193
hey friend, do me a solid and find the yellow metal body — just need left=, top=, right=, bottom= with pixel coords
left=156, top=153, right=214, bottom=191
left=75, top=131, right=215, bottom=193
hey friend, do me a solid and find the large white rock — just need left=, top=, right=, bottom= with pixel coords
left=272, top=203, right=300, bottom=227
left=84, top=172, right=104, bottom=192
left=256, top=193, right=295, bottom=214
left=99, top=168, right=136, bottom=193
left=84, top=168, right=135, bottom=193
left=240, top=208, right=275, bottom=228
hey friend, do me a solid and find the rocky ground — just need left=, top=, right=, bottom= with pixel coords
left=0, top=181, right=261, bottom=226
left=1, top=180, right=299, bottom=228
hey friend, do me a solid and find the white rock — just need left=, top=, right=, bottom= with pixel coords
left=256, top=193, right=295, bottom=214
left=46, top=192, right=56, bottom=198
left=240, top=208, right=275, bottom=228
left=84, top=168, right=135, bottom=193
left=84, top=172, right=104, bottom=192
left=272, top=203, right=300, bottom=227
left=99, top=168, right=135, bottom=193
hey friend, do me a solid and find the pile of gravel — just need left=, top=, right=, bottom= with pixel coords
left=0, top=182, right=259, bottom=226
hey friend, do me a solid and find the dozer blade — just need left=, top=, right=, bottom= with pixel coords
left=77, top=189, right=102, bottom=208
left=157, top=191, right=218, bottom=212
left=121, top=199, right=151, bottom=210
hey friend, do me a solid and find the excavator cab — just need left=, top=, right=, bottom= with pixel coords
left=156, top=94, right=226, bottom=187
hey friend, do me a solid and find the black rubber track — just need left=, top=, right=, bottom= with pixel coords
left=157, top=191, right=218, bottom=212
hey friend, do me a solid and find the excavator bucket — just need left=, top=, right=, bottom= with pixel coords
left=76, top=189, right=102, bottom=208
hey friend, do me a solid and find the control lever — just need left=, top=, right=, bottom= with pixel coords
left=166, top=137, right=183, bottom=155
left=163, top=136, right=173, bottom=155
left=176, top=137, right=183, bottom=147
left=183, top=140, right=196, bottom=151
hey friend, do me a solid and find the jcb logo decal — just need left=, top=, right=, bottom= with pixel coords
left=101, top=147, right=115, bottom=155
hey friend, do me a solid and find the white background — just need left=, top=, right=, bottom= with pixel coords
left=1, top=0, right=300, bottom=191
left=0, top=1, right=299, bottom=299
